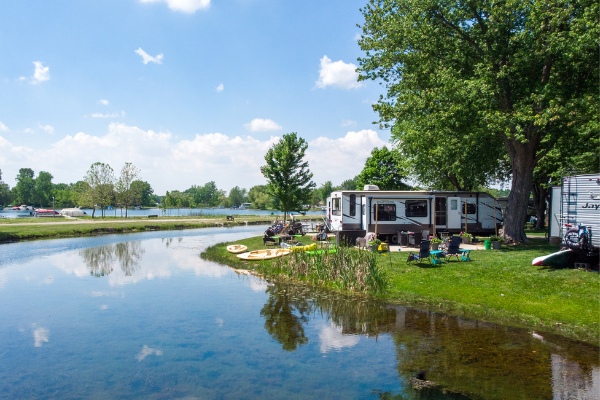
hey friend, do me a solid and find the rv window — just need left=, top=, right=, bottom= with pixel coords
left=350, top=194, right=356, bottom=216
left=465, top=203, right=477, bottom=214
left=450, top=199, right=458, bottom=210
left=375, top=204, right=396, bottom=221
left=332, top=198, right=341, bottom=216
left=405, top=200, right=428, bottom=217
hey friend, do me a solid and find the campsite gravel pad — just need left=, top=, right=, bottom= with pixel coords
left=0, top=226, right=598, bottom=399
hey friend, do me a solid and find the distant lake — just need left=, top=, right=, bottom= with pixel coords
left=0, top=226, right=597, bottom=399
left=0, top=207, right=325, bottom=219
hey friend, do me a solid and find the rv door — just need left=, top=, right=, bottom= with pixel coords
left=447, top=197, right=461, bottom=229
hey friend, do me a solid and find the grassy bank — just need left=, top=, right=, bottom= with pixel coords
left=202, top=236, right=599, bottom=344
left=0, top=215, right=322, bottom=242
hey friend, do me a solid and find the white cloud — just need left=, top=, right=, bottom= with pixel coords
left=39, top=124, right=54, bottom=134
left=215, top=83, right=224, bottom=92
left=136, top=345, right=163, bottom=361
left=306, top=129, right=386, bottom=184
left=354, top=33, right=361, bottom=41
left=0, top=123, right=385, bottom=193
left=0, top=122, right=9, bottom=132
left=32, top=61, right=50, bottom=84
left=341, top=119, right=356, bottom=127
left=90, top=112, right=122, bottom=118
left=139, top=0, right=210, bottom=13
left=244, top=118, right=282, bottom=132
left=98, top=99, right=110, bottom=105
left=23, top=128, right=35, bottom=134
left=32, top=325, right=49, bottom=347
left=316, top=56, right=362, bottom=90
left=135, top=48, right=164, bottom=65
left=18, top=76, right=26, bottom=81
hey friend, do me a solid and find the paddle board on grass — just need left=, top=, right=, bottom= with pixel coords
left=227, top=245, right=248, bottom=254
left=532, top=249, right=572, bottom=268
left=237, top=249, right=292, bottom=260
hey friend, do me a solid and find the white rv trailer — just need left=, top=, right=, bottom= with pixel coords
left=548, top=173, right=600, bottom=251
left=325, top=186, right=501, bottom=243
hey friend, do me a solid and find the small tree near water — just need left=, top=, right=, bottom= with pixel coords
left=84, top=162, right=115, bottom=219
left=261, top=132, right=315, bottom=223
left=116, top=162, right=141, bottom=218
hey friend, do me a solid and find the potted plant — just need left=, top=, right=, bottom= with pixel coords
left=430, top=237, right=443, bottom=251
left=460, top=232, right=472, bottom=244
left=368, top=238, right=382, bottom=253
left=490, top=235, right=504, bottom=250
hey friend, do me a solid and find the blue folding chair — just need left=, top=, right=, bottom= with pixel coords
left=407, top=240, right=431, bottom=264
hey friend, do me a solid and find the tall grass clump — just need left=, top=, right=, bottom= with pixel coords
left=273, top=246, right=388, bottom=293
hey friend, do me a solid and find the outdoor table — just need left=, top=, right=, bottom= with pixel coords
left=272, top=235, right=302, bottom=246
left=429, top=250, right=444, bottom=265
left=459, top=249, right=472, bottom=261
left=401, top=232, right=415, bottom=247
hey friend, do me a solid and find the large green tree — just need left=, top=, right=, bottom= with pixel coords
left=261, top=132, right=315, bottom=222
left=130, top=180, right=154, bottom=207
left=358, top=0, right=598, bottom=242
left=248, top=185, right=273, bottom=209
left=356, top=146, right=410, bottom=190
left=228, top=186, right=247, bottom=207
left=0, top=169, right=11, bottom=206
left=14, top=168, right=35, bottom=205
left=33, top=171, right=54, bottom=207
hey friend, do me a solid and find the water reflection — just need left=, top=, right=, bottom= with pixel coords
left=259, top=282, right=599, bottom=400
left=2, top=231, right=596, bottom=400
left=259, top=282, right=396, bottom=352
left=260, top=285, right=310, bottom=351
left=80, top=241, right=145, bottom=277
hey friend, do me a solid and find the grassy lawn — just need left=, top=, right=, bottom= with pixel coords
left=0, top=215, right=322, bottom=242
left=203, top=236, right=599, bottom=344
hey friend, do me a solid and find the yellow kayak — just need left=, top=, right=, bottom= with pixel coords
left=237, top=249, right=292, bottom=260
left=292, top=243, right=317, bottom=252
left=227, top=244, right=248, bottom=254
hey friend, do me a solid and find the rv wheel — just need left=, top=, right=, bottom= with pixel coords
left=391, top=234, right=399, bottom=244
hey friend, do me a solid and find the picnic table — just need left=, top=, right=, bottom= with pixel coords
left=430, top=250, right=444, bottom=265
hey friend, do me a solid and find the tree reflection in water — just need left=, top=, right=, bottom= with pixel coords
left=259, top=282, right=396, bottom=351
left=80, top=241, right=145, bottom=277
left=260, top=285, right=310, bottom=351
left=259, top=282, right=599, bottom=400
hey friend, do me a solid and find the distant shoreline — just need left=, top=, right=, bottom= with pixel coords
left=0, top=214, right=322, bottom=243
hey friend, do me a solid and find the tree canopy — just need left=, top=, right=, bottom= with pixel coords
left=358, top=0, right=598, bottom=242
left=261, top=132, right=315, bottom=221
left=356, top=146, right=410, bottom=190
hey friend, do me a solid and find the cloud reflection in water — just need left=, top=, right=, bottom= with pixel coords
left=32, top=324, right=49, bottom=347
left=136, top=345, right=163, bottom=362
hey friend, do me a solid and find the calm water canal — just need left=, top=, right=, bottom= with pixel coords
left=0, top=226, right=598, bottom=399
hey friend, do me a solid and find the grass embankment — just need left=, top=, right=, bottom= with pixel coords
left=203, top=236, right=599, bottom=344
left=0, top=215, right=322, bottom=242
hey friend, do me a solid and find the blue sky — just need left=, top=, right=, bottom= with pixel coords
left=0, top=0, right=389, bottom=194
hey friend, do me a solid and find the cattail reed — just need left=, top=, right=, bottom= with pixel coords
left=272, top=246, right=388, bottom=293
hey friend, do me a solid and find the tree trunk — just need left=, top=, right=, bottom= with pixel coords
left=503, top=138, right=538, bottom=243
left=532, top=181, right=548, bottom=230
left=91, top=207, right=96, bottom=219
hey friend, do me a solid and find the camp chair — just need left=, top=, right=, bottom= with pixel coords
left=407, top=240, right=431, bottom=264
left=263, top=236, right=277, bottom=246
left=442, top=236, right=462, bottom=261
